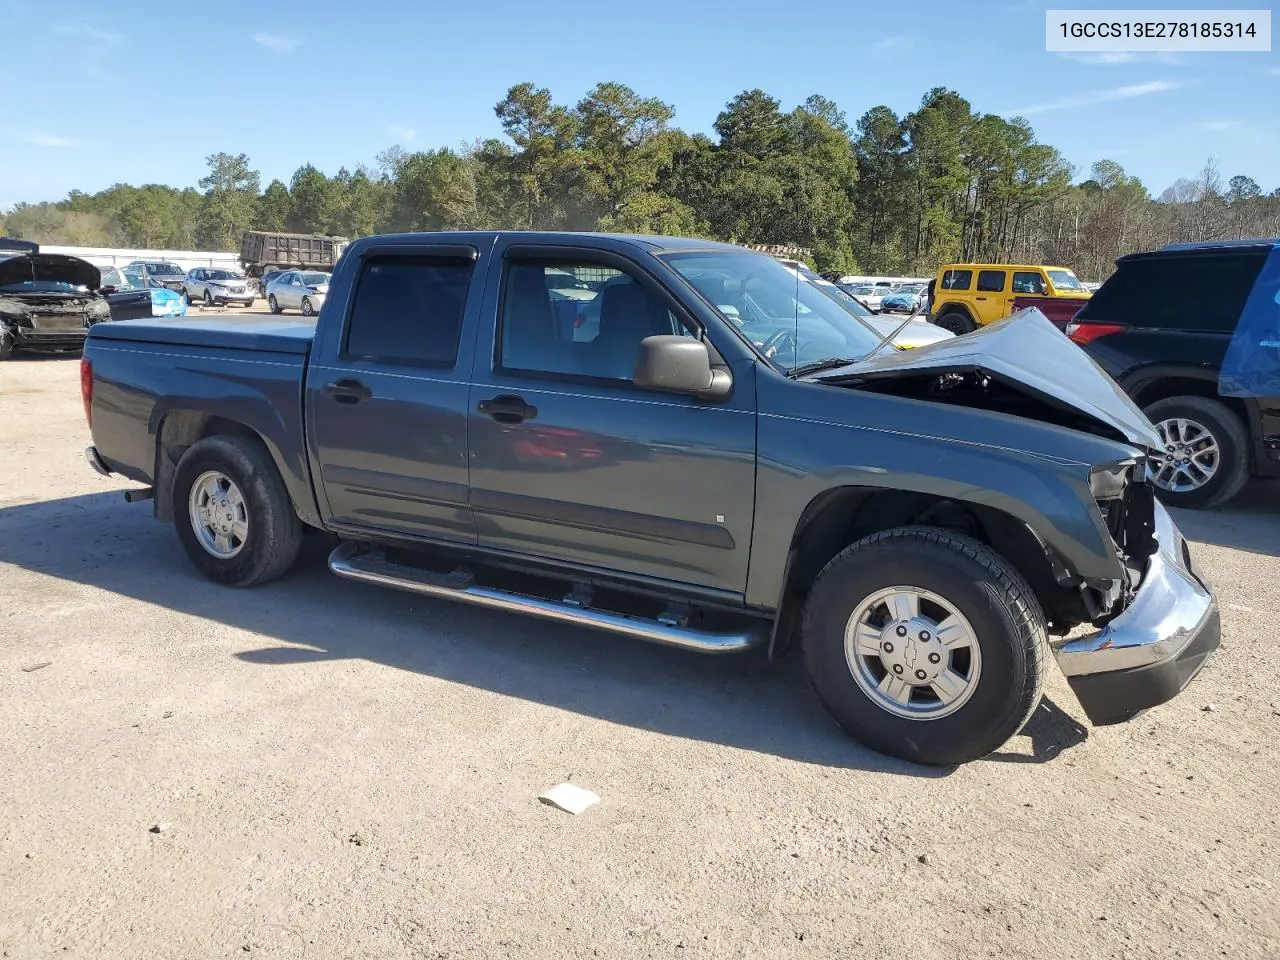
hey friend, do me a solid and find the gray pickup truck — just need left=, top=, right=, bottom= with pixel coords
left=82, top=232, right=1219, bottom=765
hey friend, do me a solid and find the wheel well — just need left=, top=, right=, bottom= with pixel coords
left=153, top=411, right=269, bottom=521
left=1128, top=375, right=1250, bottom=430
left=935, top=302, right=974, bottom=322
left=771, top=487, right=1075, bottom=657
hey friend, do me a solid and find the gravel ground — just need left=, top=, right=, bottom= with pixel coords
left=1, top=355, right=1278, bottom=960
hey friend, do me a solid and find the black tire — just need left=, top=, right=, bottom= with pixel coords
left=1143, top=395, right=1250, bottom=509
left=0, top=331, right=14, bottom=360
left=301, top=297, right=314, bottom=317
left=172, top=435, right=303, bottom=587
left=268, top=295, right=281, bottom=314
left=934, top=312, right=975, bottom=335
left=203, top=290, right=213, bottom=308
left=183, top=289, right=193, bottom=305
left=801, top=526, right=1048, bottom=766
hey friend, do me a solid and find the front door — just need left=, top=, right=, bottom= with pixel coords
left=305, top=245, right=483, bottom=544
left=467, top=246, right=757, bottom=597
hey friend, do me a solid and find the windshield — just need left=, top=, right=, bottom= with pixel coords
left=661, top=250, right=885, bottom=372
left=1047, top=268, right=1083, bottom=291
left=207, top=269, right=244, bottom=281
left=299, top=271, right=329, bottom=285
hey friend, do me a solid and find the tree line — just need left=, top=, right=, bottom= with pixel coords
left=3, top=82, right=1277, bottom=280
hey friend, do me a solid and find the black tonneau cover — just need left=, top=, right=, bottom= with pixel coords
left=87, top=315, right=316, bottom=354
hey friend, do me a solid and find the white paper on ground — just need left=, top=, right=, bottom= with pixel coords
left=538, top=783, right=600, bottom=815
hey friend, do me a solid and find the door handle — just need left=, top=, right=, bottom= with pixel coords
left=324, top=378, right=372, bottom=405
left=478, top=394, right=537, bottom=424
left=975, top=296, right=988, bottom=301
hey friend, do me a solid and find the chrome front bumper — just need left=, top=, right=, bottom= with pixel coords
left=1053, top=501, right=1219, bottom=725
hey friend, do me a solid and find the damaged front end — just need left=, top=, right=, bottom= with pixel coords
left=0, top=253, right=112, bottom=356
left=813, top=311, right=1219, bottom=723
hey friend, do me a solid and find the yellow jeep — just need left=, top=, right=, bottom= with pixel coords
left=929, top=263, right=1091, bottom=334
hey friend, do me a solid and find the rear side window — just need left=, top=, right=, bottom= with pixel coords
left=941, top=269, right=972, bottom=290
left=976, top=270, right=1006, bottom=292
left=1079, top=253, right=1266, bottom=333
left=344, top=255, right=474, bottom=367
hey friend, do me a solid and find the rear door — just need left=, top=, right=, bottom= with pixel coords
left=974, top=268, right=1008, bottom=323
left=305, top=242, right=485, bottom=544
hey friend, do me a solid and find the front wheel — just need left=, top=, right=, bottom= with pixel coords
left=301, top=297, right=314, bottom=317
left=801, top=527, right=1047, bottom=766
left=172, top=435, right=303, bottom=587
left=0, top=331, right=13, bottom=360
left=1144, top=395, right=1249, bottom=509
left=203, top=290, right=213, bottom=308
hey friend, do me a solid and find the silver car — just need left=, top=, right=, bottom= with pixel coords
left=266, top=270, right=330, bottom=316
left=182, top=267, right=256, bottom=308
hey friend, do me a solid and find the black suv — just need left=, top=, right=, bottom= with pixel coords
left=1067, top=238, right=1280, bottom=508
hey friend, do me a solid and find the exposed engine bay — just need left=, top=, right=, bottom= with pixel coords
left=848, top=368, right=1134, bottom=446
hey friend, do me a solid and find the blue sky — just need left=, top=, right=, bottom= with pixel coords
left=1, top=0, right=1277, bottom=209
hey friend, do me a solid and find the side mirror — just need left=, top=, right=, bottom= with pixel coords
left=632, top=335, right=732, bottom=400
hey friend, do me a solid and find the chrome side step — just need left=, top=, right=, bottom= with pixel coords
left=327, top=543, right=766, bottom=655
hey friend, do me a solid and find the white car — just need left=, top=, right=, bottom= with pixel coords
left=182, top=267, right=255, bottom=308
left=266, top=270, right=331, bottom=316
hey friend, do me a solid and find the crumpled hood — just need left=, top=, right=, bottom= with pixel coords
left=821, top=309, right=1164, bottom=452
left=0, top=253, right=101, bottom=292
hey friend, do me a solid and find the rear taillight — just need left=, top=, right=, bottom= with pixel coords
left=80, top=356, right=93, bottom=428
left=1065, top=321, right=1127, bottom=345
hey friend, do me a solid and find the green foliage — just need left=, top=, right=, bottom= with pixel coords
left=2, top=83, right=1275, bottom=279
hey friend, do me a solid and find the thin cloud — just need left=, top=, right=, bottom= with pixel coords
left=53, top=21, right=122, bottom=45
left=388, top=125, right=417, bottom=142
left=1267, top=66, right=1280, bottom=76
left=872, top=35, right=913, bottom=55
left=1058, top=51, right=1183, bottom=66
left=1008, top=80, right=1187, bottom=117
left=1200, top=120, right=1243, bottom=132
left=22, top=131, right=81, bottom=147
left=251, top=32, right=301, bottom=52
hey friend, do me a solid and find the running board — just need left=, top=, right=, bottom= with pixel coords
left=327, top=543, right=765, bottom=655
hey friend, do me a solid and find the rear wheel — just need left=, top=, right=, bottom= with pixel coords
left=1143, top=395, right=1249, bottom=509
left=934, top=312, right=974, bottom=335
left=801, top=527, right=1047, bottom=766
left=173, top=435, right=303, bottom=587
left=268, top=295, right=281, bottom=314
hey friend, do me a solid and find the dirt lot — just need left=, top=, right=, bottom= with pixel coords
left=1, top=354, right=1278, bottom=959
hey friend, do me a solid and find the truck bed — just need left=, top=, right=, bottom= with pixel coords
left=89, top=315, right=316, bottom=354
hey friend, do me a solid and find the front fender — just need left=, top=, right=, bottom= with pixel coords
left=746, top=382, right=1131, bottom=609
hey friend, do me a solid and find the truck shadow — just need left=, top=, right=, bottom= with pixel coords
left=0, top=491, right=1086, bottom=776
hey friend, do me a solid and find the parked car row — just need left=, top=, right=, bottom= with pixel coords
left=105, top=260, right=333, bottom=316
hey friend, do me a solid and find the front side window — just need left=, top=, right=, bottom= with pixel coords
left=977, top=270, right=1006, bottom=292
left=941, top=269, right=972, bottom=290
left=499, top=259, right=690, bottom=382
left=344, top=254, right=473, bottom=367
left=1012, top=271, right=1045, bottom=294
